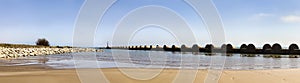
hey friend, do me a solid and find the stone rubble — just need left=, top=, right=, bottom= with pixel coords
left=0, top=47, right=102, bottom=58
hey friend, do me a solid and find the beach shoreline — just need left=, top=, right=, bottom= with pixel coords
left=0, top=64, right=300, bottom=83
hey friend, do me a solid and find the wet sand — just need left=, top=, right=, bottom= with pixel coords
left=1, top=65, right=300, bottom=83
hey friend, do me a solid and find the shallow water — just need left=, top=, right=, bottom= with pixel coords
left=1, top=49, right=300, bottom=70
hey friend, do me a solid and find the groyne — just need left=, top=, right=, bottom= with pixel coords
left=105, top=43, right=300, bottom=55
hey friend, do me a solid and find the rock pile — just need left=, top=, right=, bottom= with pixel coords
left=0, top=47, right=102, bottom=58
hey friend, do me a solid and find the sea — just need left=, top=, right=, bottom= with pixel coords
left=1, top=49, right=300, bottom=70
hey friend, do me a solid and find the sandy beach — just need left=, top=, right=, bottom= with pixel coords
left=0, top=65, right=300, bottom=83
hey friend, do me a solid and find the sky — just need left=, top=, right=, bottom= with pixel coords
left=1, top=0, right=300, bottom=48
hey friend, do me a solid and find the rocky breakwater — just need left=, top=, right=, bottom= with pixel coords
left=0, top=47, right=102, bottom=58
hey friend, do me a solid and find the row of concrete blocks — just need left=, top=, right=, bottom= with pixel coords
left=107, top=43, right=300, bottom=55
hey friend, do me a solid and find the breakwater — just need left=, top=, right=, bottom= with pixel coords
left=0, top=47, right=102, bottom=58
left=105, top=43, right=300, bottom=55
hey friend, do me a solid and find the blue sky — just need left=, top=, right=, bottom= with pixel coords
left=1, top=0, right=300, bottom=48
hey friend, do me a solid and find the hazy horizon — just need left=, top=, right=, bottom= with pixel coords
left=1, top=0, right=300, bottom=47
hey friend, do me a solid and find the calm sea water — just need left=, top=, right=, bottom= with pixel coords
left=1, top=49, right=300, bottom=70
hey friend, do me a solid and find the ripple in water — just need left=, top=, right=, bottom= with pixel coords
left=1, top=49, right=300, bottom=70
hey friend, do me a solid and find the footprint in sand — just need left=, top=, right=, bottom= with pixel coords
left=282, top=78, right=286, bottom=81
left=231, top=77, right=235, bottom=80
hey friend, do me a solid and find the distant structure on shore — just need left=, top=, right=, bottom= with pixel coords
left=104, top=43, right=300, bottom=55
left=106, top=41, right=111, bottom=49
